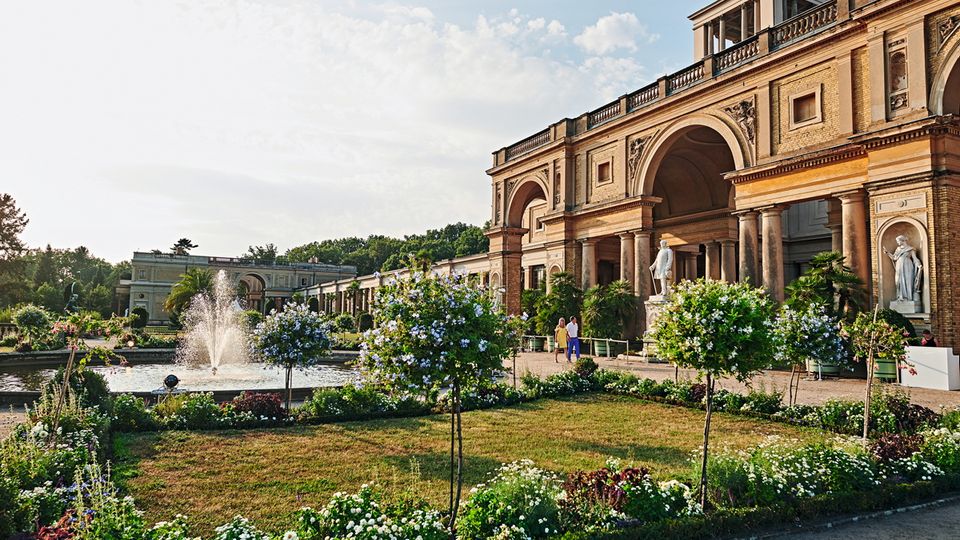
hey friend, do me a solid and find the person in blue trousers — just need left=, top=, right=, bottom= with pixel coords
left=565, top=316, right=580, bottom=362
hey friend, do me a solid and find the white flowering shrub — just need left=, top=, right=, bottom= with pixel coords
left=921, top=428, right=960, bottom=474
left=649, top=279, right=777, bottom=506
left=621, top=478, right=700, bottom=523
left=212, top=515, right=270, bottom=540
left=249, top=303, right=333, bottom=409
left=145, top=514, right=198, bottom=540
left=294, top=485, right=446, bottom=540
left=458, top=460, right=563, bottom=540
left=773, top=304, right=845, bottom=405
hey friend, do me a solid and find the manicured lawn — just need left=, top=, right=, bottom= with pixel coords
left=116, top=393, right=822, bottom=534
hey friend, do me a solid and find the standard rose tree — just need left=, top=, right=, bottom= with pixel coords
left=650, top=279, right=776, bottom=508
left=358, top=271, right=515, bottom=535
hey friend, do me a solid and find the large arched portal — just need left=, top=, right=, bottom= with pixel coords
left=644, top=123, right=740, bottom=282
left=932, top=38, right=960, bottom=115
left=239, top=273, right=266, bottom=313
left=496, top=177, right=550, bottom=314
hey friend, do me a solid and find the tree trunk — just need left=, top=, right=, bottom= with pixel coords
left=862, top=306, right=880, bottom=450
left=448, top=399, right=455, bottom=535
left=788, top=365, right=795, bottom=406
left=285, top=366, right=293, bottom=412
left=49, top=343, right=77, bottom=448
left=698, top=374, right=715, bottom=509
left=454, top=385, right=464, bottom=535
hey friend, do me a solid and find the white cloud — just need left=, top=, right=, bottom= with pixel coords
left=0, top=1, right=653, bottom=262
left=574, top=12, right=659, bottom=55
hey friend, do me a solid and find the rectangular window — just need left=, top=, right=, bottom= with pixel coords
left=138, top=269, right=146, bottom=280
left=788, top=87, right=822, bottom=130
left=597, top=162, right=612, bottom=184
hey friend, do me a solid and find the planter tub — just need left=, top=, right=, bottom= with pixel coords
left=874, top=359, right=898, bottom=380
left=806, top=358, right=841, bottom=377
left=593, top=340, right=609, bottom=357
left=547, top=336, right=556, bottom=351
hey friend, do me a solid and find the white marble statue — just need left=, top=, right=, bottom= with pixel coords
left=882, top=235, right=922, bottom=302
left=649, top=240, right=674, bottom=297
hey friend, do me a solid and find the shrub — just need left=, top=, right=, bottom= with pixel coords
left=332, top=312, right=355, bottom=333
left=295, top=485, right=446, bottom=540
left=573, top=357, right=598, bottom=378
left=356, top=311, right=374, bottom=332
left=582, top=281, right=635, bottom=339
left=145, top=514, right=193, bottom=540
left=13, top=304, right=52, bottom=343
left=111, top=394, right=157, bottom=432
left=534, top=272, right=582, bottom=336
left=213, top=515, right=269, bottom=540
left=230, top=392, right=285, bottom=420
left=241, top=310, right=263, bottom=330
left=154, top=393, right=222, bottom=430
left=921, top=428, right=960, bottom=474
left=298, top=384, right=430, bottom=420
left=459, top=460, right=563, bottom=539
left=870, top=433, right=924, bottom=463
left=131, top=307, right=149, bottom=329
left=0, top=335, right=17, bottom=347
left=741, top=387, right=783, bottom=415
left=44, top=367, right=112, bottom=414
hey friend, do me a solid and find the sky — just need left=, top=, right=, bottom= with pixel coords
left=0, top=0, right=705, bottom=263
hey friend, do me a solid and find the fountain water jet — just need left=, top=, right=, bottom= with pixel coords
left=176, top=270, right=250, bottom=373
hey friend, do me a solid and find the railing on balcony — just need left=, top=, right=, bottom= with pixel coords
left=771, top=0, right=838, bottom=49
left=587, top=101, right=622, bottom=129
left=667, top=61, right=704, bottom=95
left=505, top=128, right=551, bottom=161
left=714, top=35, right=760, bottom=74
left=628, top=83, right=659, bottom=111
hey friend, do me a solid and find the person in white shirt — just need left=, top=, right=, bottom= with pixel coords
left=565, top=317, right=580, bottom=362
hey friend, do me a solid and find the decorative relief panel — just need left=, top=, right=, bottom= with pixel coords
left=926, top=6, right=960, bottom=88
left=722, top=97, right=757, bottom=150
left=552, top=159, right=561, bottom=209
left=939, top=15, right=959, bottom=50
left=875, top=193, right=927, bottom=215
left=887, top=38, right=909, bottom=114
left=494, top=184, right=502, bottom=224
left=626, top=135, right=651, bottom=188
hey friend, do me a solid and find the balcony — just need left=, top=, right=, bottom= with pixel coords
left=496, top=0, right=842, bottom=166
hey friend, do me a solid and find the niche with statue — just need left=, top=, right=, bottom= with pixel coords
left=878, top=218, right=929, bottom=315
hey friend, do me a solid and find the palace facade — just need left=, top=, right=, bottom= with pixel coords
left=120, top=252, right=356, bottom=325
left=483, top=0, right=960, bottom=345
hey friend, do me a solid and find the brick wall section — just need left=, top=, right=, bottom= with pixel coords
left=772, top=62, right=840, bottom=155
left=933, top=178, right=960, bottom=348
left=852, top=46, right=870, bottom=134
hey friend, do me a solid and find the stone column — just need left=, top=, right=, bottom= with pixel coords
left=721, top=240, right=737, bottom=282
left=718, top=17, right=726, bottom=51
left=705, top=242, right=721, bottom=280
left=738, top=211, right=760, bottom=286
left=761, top=206, right=786, bottom=302
left=827, top=198, right=843, bottom=253
left=741, top=3, right=749, bottom=40
left=619, top=232, right=635, bottom=286
left=335, top=289, right=343, bottom=313
left=684, top=252, right=699, bottom=281
left=581, top=239, right=597, bottom=289
left=838, top=191, right=871, bottom=289
left=633, top=231, right=651, bottom=298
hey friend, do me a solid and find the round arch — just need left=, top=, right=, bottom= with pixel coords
left=930, top=36, right=960, bottom=115
left=505, top=175, right=550, bottom=228
left=636, top=114, right=748, bottom=197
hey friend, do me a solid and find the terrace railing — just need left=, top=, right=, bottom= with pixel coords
left=505, top=128, right=551, bottom=161
left=771, top=0, right=838, bottom=49
left=666, top=61, right=705, bottom=95
left=628, top=83, right=659, bottom=111
left=714, top=35, right=760, bottom=74
left=588, top=100, right=622, bottom=129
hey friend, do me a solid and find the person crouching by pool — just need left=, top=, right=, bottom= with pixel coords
left=554, top=318, right=568, bottom=363
left=565, top=316, right=581, bottom=363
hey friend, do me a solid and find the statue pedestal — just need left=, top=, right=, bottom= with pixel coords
left=890, top=299, right=919, bottom=314
left=642, top=296, right=670, bottom=362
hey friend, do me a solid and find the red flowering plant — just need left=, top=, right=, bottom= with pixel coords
left=841, top=306, right=910, bottom=449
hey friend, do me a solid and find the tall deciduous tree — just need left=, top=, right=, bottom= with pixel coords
left=651, top=279, right=776, bottom=508
left=246, top=244, right=279, bottom=263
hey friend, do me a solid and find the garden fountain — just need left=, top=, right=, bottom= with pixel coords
left=177, top=270, right=250, bottom=374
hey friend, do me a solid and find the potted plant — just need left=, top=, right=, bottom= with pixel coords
left=521, top=287, right=544, bottom=351
left=582, top=280, right=635, bottom=356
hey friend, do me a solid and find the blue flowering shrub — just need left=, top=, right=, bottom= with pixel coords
left=250, top=302, right=333, bottom=410
left=294, top=484, right=446, bottom=540
left=358, top=271, right=519, bottom=530
left=458, top=461, right=563, bottom=540
left=772, top=304, right=845, bottom=405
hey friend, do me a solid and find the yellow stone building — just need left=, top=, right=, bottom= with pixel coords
left=485, top=0, right=960, bottom=345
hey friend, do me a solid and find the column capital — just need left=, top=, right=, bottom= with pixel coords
left=629, top=228, right=652, bottom=237
left=617, top=231, right=635, bottom=240
left=733, top=209, right=760, bottom=218
left=579, top=238, right=599, bottom=246
left=757, top=204, right=789, bottom=216
left=835, top=189, right=867, bottom=204
left=720, top=239, right=736, bottom=247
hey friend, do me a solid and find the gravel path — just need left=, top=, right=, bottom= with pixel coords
left=0, top=409, right=24, bottom=439
left=509, top=352, right=960, bottom=411
left=780, top=498, right=960, bottom=539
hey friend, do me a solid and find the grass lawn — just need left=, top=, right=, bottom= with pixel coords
left=116, top=393, right=822, bottom=534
